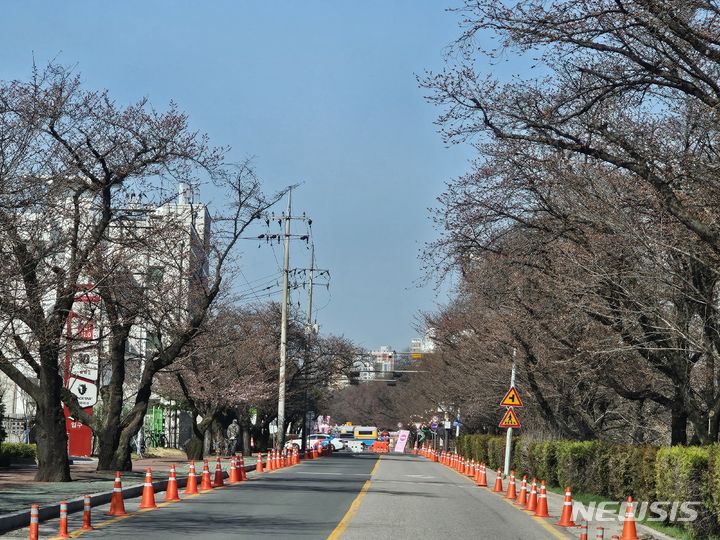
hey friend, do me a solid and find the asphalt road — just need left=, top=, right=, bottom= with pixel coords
left=14, top=453, right=575, bottom=539
left=339, top=453, right=569, bottom=540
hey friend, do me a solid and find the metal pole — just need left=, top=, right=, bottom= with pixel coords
left=276, top=188, right=292, bottom=449
left=503, top=348, right=517, bottom=476
left=301, top=243, right=314, bottom=453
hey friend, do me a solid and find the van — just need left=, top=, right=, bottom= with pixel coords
left=353, top=426, right=378, bottom=440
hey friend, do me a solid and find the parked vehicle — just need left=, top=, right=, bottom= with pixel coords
left=284, top=433, right=344, bottom=451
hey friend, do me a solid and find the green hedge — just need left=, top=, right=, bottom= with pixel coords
left=457, top=435, right=720, bottom=538
left=0, top=442, right=37, bottom=466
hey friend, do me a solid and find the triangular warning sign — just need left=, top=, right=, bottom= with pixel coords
left=500, top=386, right=523, bottom=408
left=499, top=408, right=521, bottom=428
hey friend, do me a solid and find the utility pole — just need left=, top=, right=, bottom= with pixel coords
left=503, top=348, right=517, bottom=476
left=276, top=188, right=292, bottom=449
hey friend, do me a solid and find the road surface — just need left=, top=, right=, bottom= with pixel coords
left=17, top=453, right=573, bottom=539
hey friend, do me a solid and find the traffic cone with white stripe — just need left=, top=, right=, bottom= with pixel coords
left=534, top=480, right=550, bottom=518
left=139, top=467, right=157, bottom=509
left=107, top=471, right=127, bottom=516
left=57, top=501, right=71, bottom=538
left=200, top=459, right=213, bottom=491
left=578, top=520, right=589, bottom=540
left=185, top=461, right=199, bottom=494
left=556, top=486, right=575, bottom=527
left=525, top=478, right=538, bottom=512
left=506, top=470, right=517, bottom=499
left=492, top=468, right=503, bottom=492
left=515, top=475, right=527, bottom=505
left=619, top=497, right=639, bottom=540
left=239, top=455, right=247, bottom=480
left=165, top=464, right=181, bottom=501
left=229, top=456, right=240, bottom=483
left=81, top=494, right=94, bottom=531
left=475, top=463, right=487, bottom=487
left=29, top=504, right=39, bottom=540
left=256, top=453, right=264, bottom=472
left=213, top=457, right=224, bottom=487
left=595, top=527, right=604, bottom=539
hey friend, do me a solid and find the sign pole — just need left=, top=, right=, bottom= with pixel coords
left=503, top=348, right=517, bottom=476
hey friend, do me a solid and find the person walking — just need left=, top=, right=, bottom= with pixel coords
left=226, top=419, right=240, bottom=455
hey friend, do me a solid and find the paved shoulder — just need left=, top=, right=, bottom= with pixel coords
left=338, top=454, right=569, bottom=540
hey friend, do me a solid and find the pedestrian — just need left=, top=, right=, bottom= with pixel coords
left=226, top=419, right=240, bottom=456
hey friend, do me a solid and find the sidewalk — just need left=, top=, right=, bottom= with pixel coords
left=0, top=451, right=257, bottom=517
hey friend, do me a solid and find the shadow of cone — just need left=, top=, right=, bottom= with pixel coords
left=199, top=460, right=213, bottom=491
left=81, top=495, right=94, bottom=531
left=56, top=501, right=71, bottom=538
left=492, top=468, right=504, bottom=493
left=506, top=470, right=517, bottom=499
left=213, top=458, right=224, bottom=487
left=256, top=453, right=264, bottom=473
left=239, top=456, right=247, bottom=481
left=107, top=472, right=127, bottom=516
left=228, top=457, right=239, bottom=483
left=534, top=481, right=550, bottom=518
left=185, top=461, right=199, bottom=495
left=556, top=486, right=575, bottom=527
left=578, top=520, right=588, bottom=540
left=525, top=479, right=538, bottom=512
left=620, top=497, right=639, bottom=540
left=164, top=464, right=181, bottom=501
left=515, top=475, right=527, bottom=505
left=139, top=467, right=157, bottom=509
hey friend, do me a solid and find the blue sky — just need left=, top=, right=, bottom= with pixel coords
left=1, top=1, right=476, bottom=350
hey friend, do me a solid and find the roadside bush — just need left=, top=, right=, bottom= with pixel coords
left=656, top=446, right=716, bottom=537
left=555, top=441, right=601, bottom=493
left=0, top=442, right=37, bottom=466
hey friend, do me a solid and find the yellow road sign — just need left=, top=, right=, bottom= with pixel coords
left=500, top=386, right=523, bottom=408
left=499, top=408, right=521, bottom=428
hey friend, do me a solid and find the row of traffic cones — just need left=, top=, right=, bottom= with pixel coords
left=31, top=455, right=256, bottom=539
left=254, top=447, right=305, bottom=473
left=423, top=450, right=640, bottom=540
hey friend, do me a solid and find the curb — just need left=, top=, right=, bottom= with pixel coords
left=0, top=463, right=255, bottom=535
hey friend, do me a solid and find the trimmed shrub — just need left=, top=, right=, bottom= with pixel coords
left=656, top=446, right=716, bottom=537
left=555, top=441, right=601, bottom=493
left=0, top=442, right=37, bottom=466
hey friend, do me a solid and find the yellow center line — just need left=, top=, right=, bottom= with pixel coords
left=326, top=457, right=382, bottom=540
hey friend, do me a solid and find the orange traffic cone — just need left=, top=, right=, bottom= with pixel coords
left=619, top=497, right=639, bottom=540
left=506, top=470, right=517, bottom=499
left=595, top=527, right=604, bottom=539
left=57, top=501, right=71, bottom=538
left=139, top=467, right=157, bottom=509
left=294, top=448, right=300, bottom=465
left=525, top=479, right=538, bottom=512
left=29, top=504, right=39, bottom=540
left=213, top=457, right=224, bottom=487
left=305, top=448, right=311, bottom=460
left=185, top=461, right=199, bottom=495
left=200, top=459, right=213, bottom=491
left=534, top=481, right=550, bottom=518
left=165, top=464, right=181, bottom=501
left=579, top=520, right=588, bottom=540
left=256, top=453, right=264, bottom=473
left=312, top=446, right=319, bottom=459
left=239, top=455, right=247, bottom=481
left=477, top=463, right=488, bottom=487
left=107, top=471, right=127, bottom=516
left=81, top=494, right=94, bottom=531
left=229, top=457, right=240, bottom=483
left=492, top=468, right=503, bottom=492
left=556, top=486, right=575, bottom=527
left=516, top=475, right=527, bottom=505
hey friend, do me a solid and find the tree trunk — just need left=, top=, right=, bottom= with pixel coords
left=34, top=372, right=72, bottom=481
left=671, top=400, right=688, bottom=445
left=242, top=424, right=251, bottom=456
left=186, top=435, right=204, bottom=460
